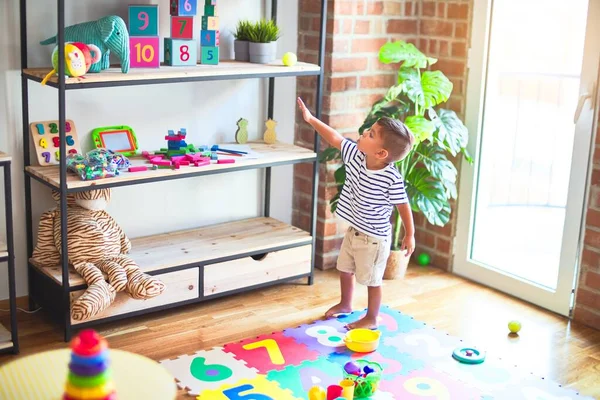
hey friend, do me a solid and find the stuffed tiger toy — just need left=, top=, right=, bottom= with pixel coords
left=32, top=188, right=166, bottom=321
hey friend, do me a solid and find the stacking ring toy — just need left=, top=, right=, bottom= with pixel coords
left=452, top=347, right=486, bottom=364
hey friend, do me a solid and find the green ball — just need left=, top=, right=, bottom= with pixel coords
left=417, top=252, right=430, bottom=266
left=508, top=320, right=521, bottom=333
left=282, top=52, right=297, bottom=66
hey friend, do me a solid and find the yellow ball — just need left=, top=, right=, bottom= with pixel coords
left=508, top=320, right=521, bottom=333
left=282, top=52, right=297, bottom=67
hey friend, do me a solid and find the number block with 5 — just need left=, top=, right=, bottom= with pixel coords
left=165, top=38, right=197, bottom=66
left=201, top=46, right=219, bottom=65
left=130, top=37, right=160, bottom=68
left=170, top=0, right=197, bottom=16
left=128, top=5, right=159, bottom=36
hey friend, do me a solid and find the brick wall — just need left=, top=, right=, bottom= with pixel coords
left=293, top=0, right=472, bottom=271
left=574, top=123, right=600, bottom=330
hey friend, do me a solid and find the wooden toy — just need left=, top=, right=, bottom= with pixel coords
left=30, top=120, right=81, bottom=166
left=201, top=46, right=219, bottom=65
left=164, top=38, right=197, bottom=66
left=128, top=5, right=159, bottom=37
left=200, top=30, right=219, bottom=47
left=130, top=36, right=160, bottom=68
left=128, top=166, right=149, bottom=172
left=91, top=125, right=139, bottom=156
left=217, top=159, right=235, bottom=164
left=170, top=0, right=197, bottom=16
left=194, top=159, right=210, bottom=167
left=235, top=118, right=249, bottom=144
left=41, top=43, right=101, bottom=85
left=204, top=0, right=217, bottom=5
left=201, top=16, right=219, bottom=30
left=170, top=16, right=194, bottom=39
left=204, top=4, right=218, bottom=16
left=263, top=118, right=278, bottom=144
left=211, top=145, right=247, bottom=155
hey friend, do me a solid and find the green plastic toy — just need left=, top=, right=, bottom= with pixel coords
left=417, top=252, right=431, bottom=266
left=91, top=125, right=139, bottom=157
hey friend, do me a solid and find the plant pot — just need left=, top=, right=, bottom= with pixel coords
left=234, top=40, right=249, bottom=62
left=249, top=41, right=277, bottom=64
left=383, top=249, right=411, bottom=280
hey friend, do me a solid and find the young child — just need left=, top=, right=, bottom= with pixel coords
left=297, top=97, right=416, bottom=330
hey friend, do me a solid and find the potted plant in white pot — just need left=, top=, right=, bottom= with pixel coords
left=320, top=41, right=473, bottom=279
left=233, top=20, right=252, bottom=62
left=247, top=19, right=280, bottom=64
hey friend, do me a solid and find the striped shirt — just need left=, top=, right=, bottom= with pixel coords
left=335, top=139, right=408, bottom=239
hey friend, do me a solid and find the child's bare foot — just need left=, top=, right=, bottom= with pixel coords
left=324, top=303, right=352, bottom=318
left=346, top=315, right=378, bottom=330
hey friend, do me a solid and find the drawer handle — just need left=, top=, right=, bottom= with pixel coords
left=188, top=285, right=194, bottom=290
left=251, top=253, right=268, bottom=261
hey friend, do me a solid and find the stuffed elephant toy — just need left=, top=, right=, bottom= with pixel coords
left=31, top=189, right=165, bottom=322
left=40, top=15, right=130, bottom=73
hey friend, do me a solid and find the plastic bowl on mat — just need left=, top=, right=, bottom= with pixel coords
left=344, top=329, right=381, bottom=353
left=342, top=360, right=383, bottom=398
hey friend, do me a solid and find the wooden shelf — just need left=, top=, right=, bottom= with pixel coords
left=26, top=142, right=315, bottom=191
left=0, top=241, right=7, bottom=260
left=23, top=60, right=321, bottom=89
left=0, top=324, right=12, bottom=351
left=30, top=217, right=312, bottom=287
left=0, top=152, right=11, bottom=163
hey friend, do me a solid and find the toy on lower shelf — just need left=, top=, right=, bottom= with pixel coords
left=66, top=148, right=130, bottom=181
left=64, top=329, right=116, bottom=400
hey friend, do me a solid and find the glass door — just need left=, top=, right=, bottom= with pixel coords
left=454, top=0, right=599, bottom=316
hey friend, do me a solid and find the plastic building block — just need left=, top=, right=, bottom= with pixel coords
left=152, top=160, right=172, bottom=166
left=128, top=166, right=149, bottom=172
left=217, top=159, right=235, bottom=164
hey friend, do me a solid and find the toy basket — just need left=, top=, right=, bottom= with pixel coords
left=342, top=360, right=383, bottom=398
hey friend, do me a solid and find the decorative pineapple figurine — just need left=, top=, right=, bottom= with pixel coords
left=235, top=118, right=249, bottom=144
left=263, top=119, right=277, bottom=144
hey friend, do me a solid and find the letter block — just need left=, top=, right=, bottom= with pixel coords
left=130, top=37, right=160, bottom=68
left=165, top=38, right=197, bottom=66
left=129, top=5, right=159, bottom=36
left=171, top=16, right=194, bottom=39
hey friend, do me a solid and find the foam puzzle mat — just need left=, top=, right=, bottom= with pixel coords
left=159, top=306, right=592, bottom=399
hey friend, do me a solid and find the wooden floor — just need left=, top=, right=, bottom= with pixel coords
left=1, top=266, right=599, bottom=398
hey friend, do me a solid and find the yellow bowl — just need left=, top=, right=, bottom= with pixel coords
left=344, top=329, right=381, bottom=353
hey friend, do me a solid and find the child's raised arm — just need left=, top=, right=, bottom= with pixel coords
left=297, top=97, right=343, bottom=150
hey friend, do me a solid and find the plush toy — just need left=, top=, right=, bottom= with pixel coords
left=32, top=189, right=165, bottom=322
left=40, top=15, right=130, bottom=73
left=41, top=42, right=101, bottom=85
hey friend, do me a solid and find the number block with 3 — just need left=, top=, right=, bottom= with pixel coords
left=165, top=38, right=197, bottom=66
left=171, top=16, right=194, bottom=39
left=128, top=5, right=159, bottom=36
left=170, top=0, right=197, bottom=16
left=201, top=16, right=219, bottom=30
left=201, top=46, right=219, bottom=65
left=130, top=37, right=160, bottom=68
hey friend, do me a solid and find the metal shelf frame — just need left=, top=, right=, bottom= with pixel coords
left=19, top=0, right=328, bottom=341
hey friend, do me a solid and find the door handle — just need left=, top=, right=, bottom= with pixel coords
left=574, top=81, right=597, bottom=123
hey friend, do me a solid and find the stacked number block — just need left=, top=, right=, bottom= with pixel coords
left=63, top=330, right=116, bottom=400
left=128, top=5, right=160, bottom=68
left=200, top=0, right=219, bottom=65
left=166, top=0, right=198, bottom=66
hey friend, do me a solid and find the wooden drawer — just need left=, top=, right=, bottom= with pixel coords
left=71, top=268, right=199, bottom=325
left=204, top=245, right=311, bottom=296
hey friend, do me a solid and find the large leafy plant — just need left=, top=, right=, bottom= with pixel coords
left=320, top=41, right=472, bottom=250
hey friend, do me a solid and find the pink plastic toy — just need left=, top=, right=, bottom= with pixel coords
left=217, top=159, right=235, bottom=164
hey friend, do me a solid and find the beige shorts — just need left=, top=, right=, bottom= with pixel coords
left=336, top=226, right=391, bottom=287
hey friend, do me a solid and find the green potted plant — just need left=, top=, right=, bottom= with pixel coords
left=320, top=41, right=472, bottom=279
left=233, top=20, right=252, bottom=62
left=247, top=19, right=281, bottom=64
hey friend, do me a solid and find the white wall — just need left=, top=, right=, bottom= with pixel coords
left=0, top=0, right=298, bottom=299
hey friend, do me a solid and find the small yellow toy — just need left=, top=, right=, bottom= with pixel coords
left=344, top=329, right=381, bottom=353
left=263, top=119, right=277, bottom=144
left=41, top=42, right=101, bottom=85
left=308, top=385, right=326, bottom=400
left=282, top=52, right=297, bottom=66
left=508, top=320, right=522, bottom=334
